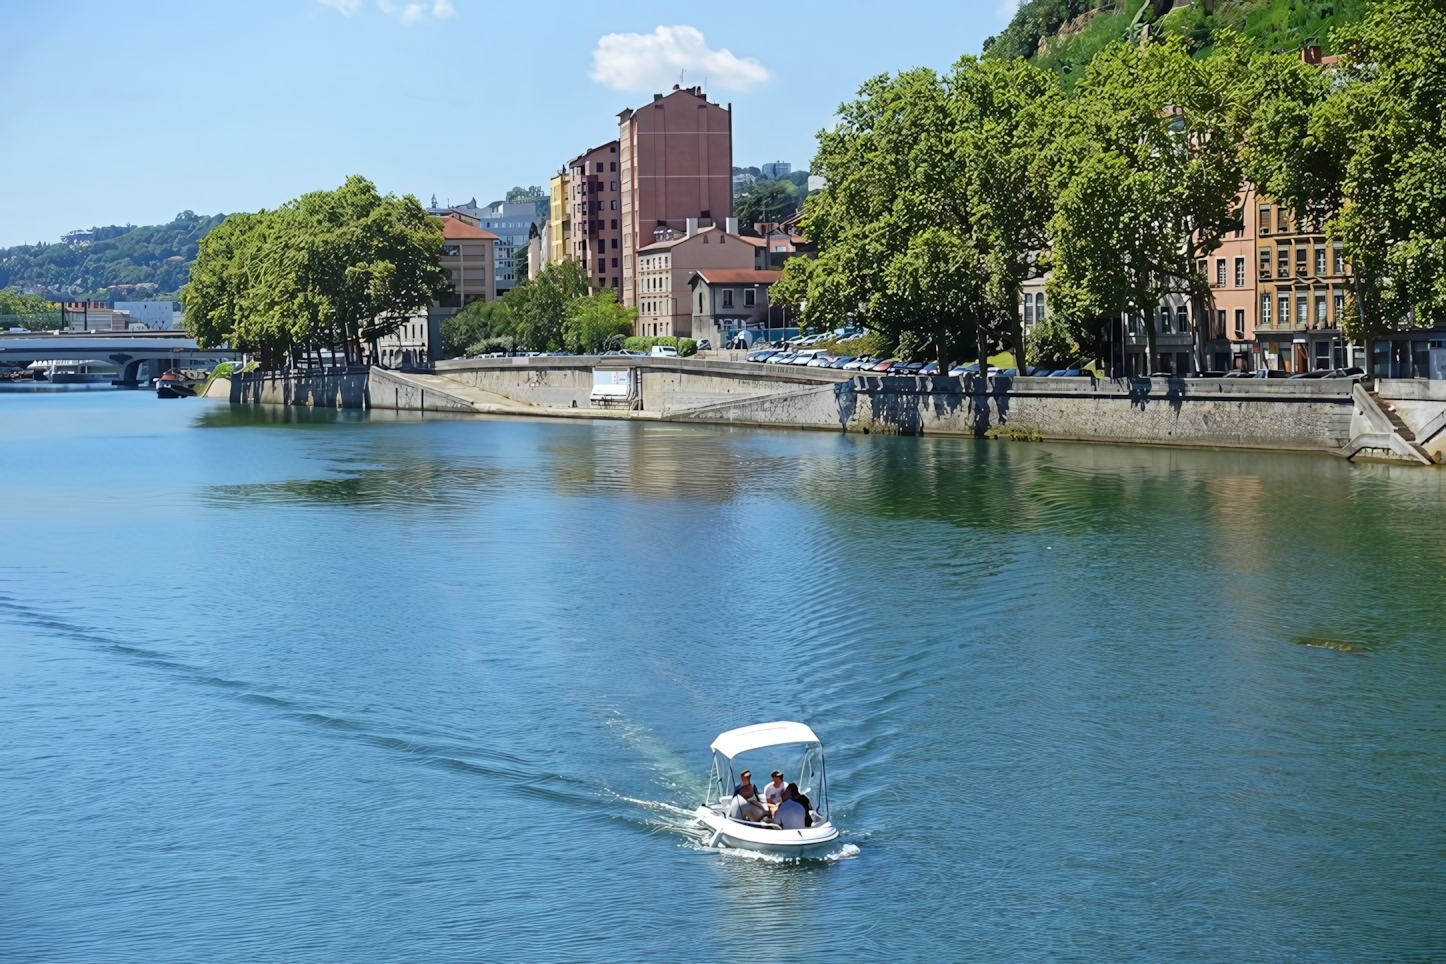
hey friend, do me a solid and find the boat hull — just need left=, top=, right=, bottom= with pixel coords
left=694, top=806, right=840, bottom=857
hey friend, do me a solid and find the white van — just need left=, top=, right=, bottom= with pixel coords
left=650, top=345, right=679, bottom=357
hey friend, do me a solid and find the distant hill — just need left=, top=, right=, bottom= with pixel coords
left=984, top=0, right=1367, bottom=79
left=0, top=211, right=226, bottom=301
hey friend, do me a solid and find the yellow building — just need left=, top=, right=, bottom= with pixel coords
left=548, top=173, right=570, bottom=265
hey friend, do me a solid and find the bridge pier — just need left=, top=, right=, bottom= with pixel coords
left=116, top=358, right=146, bottom=388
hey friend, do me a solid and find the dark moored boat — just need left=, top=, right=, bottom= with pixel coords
left=156, top=368, right=201, bottom=398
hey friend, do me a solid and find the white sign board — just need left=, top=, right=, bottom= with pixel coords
left=591, top=369, right=631, bottom=397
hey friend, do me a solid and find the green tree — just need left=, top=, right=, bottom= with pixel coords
left=502, top=258, right=589, bottom=351
left=951, top=55, right=1065, bottom=370
left=1046, top=36, right=1249, bottom=372
left=441, top=299, right=516, bottom=357
left=735, top=179, right=801, bottom=225
left=183, top=176, right=450, bottom=367
left=776, top=68, right=988, bottom=373
left=562, top=288, right=637, bottom=353
left=1248, top=0, right=1446, bottom=352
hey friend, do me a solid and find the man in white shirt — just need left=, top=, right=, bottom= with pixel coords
left=764, top=771, right=787, bottom=816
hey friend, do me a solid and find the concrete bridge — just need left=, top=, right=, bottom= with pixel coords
left=0, top=331, right=240, bottom=385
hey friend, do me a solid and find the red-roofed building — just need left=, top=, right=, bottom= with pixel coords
left=635, top=223, right=765, bottom=338
left=437, top=216, right=498, bottom=311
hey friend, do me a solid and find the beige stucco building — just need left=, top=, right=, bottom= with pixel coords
left=635, top=223, right=764, bottom=337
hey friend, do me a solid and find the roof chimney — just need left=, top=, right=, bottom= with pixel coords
left=686, top=218, right=698, bottom=238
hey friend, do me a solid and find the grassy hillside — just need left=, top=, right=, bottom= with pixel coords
left=0, top=211, right=226, bottom=301
left=985, top=0, right=1368, bottom=81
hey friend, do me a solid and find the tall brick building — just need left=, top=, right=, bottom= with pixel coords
left=617, top=86, right=733, bottom=311
left=567, top=140, right=623, bottom=294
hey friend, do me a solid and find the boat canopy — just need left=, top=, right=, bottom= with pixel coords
left=710, top=721, right=820, bottom=760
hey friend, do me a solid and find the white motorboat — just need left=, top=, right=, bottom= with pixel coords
left=694, top=721, right=841, bottom=857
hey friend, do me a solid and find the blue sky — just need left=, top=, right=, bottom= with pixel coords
left=0, top=0, right=1005, bottom=248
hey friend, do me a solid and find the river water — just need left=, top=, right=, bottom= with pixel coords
left=1, top=388, right=1442, bottom=962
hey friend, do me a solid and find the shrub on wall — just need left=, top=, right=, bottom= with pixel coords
left=622, top=336, right=696, bottom=356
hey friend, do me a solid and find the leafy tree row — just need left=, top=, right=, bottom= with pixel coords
left=776, top=0, right=1446, bottom=369
left=184, top=177, right=450, bottom=369
left=440, top=259, right=636, bottom=357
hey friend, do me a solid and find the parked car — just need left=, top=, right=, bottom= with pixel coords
left=746, top=350, right=777, bottom=363
left=696, top=339, right=711, bottom=351
left=650, top=345, right=679, bottom=357
left=842, top=356, right=873, bottom=370
left=766, top=352, right=797, bottom=364
left=1256, top=369, right=1290, bottom=378
left=807, top=354, right=837, bottom=367
left=1222, top=369, right=1251, bottom=378
left=828, top=355, right=856, bottom=369
left=871, top=359, right=898, bottom=372
left=788, top=349, right=830, bottom=365
left=1047, top=368, right=1081, bottom=377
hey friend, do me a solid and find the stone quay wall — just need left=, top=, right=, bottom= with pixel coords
left=674, top=375, right=1359, bottom=453
left=213, top=360, right=1418, bottom=459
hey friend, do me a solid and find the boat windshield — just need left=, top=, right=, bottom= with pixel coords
left=708, top=741, right=828, bottom=819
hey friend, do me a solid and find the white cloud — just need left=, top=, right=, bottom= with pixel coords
left=589, top=26, right=769, bottom=92
left=325, top=0, right=453, bottom=22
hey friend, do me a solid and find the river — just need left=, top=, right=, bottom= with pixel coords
left=2, top=388, right=1442, bottom=961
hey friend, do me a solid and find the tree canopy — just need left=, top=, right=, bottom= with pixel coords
left=183, top=176, right=449, bottom=367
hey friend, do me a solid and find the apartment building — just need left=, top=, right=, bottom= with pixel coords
left=1201, top=186, right=1261, bottom=372
left=436, top=216, right=498, bottom=310
left=635, top=221, right=762, bottom=337
left=618, top=86, right=733, bottom=311
left=568, top=141, right=623, bottom=293
left=1253, top=199, right=1353, bottom=373
left=548, top=173, right=569, bottom=265
left=477, top=201, right=540, bottom=296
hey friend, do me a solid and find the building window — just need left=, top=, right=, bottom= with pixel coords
left=1024, top=293, right=1034, bottom=326
left=1279, top=294, right=1290, bottom=326
left=1296, top=247, right=1307, bottom=276
left=1260, top=248, right=1271, bottom=278
left=611, top=238, right=617, bottom=249
left=1261, top=293, right=1271, bottom=326
left=1259, top=204, right=1271, bottom=235
left=744, top=289, right=756, bottom=307
left=611, top=258, right=618, bottom=268
left=1235, top=309, right=1245, bottom=338
left=722, top=289, right=734, bottom=308
left=1277, top=207, right=1289, bottom=233
left=1235, top=258, right=1245, bottom=287
left=611, top=277, right=618, bottom=288
left=610, top=200, right=617, bottom=210
left=1278, top=247, right=1289, bottom=278
left=1333, top=247, right=1344, bottom=275
left=1036, top=293, right=1045, bottom=318
left=1296, top=294, right=1307, bottom=325
left=596, top=162, right=604, bottom=173
left=1159, top=306, right=1171, bottom=333
left=1177, top=305, right=1190, bottom=333
left=1315, top=247, right=1327, bottom=275
left=610, top=181, right=617, bottom=191
left=1217, top=309, right=1226, bottom=338
left=1315, top=295, right=1327, bottom=325
left=1334, top=291, right=1344, bottom=320
left=610, top=219, right=617, bottom=229
left=1216, top=259, right=1226, bottom=287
